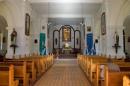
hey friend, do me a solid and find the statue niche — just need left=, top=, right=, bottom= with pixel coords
left=62, top=26, right=71, bottom=42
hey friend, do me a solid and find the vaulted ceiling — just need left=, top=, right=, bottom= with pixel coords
left=29, top=0, right=103, bottom=18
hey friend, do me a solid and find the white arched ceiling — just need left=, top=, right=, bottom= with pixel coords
left=0, top=15, right=8, bottom=50
left=0, top=0, right=24, bottom=27
left=0, top=15, right=8, bottom=27
left=30, top=1, right=102, bottom=18
left=29, top=0, right=103, bottom=3
left=116, top=0, right=130, bottom=26
left=123, top=15, right=130, bottom=26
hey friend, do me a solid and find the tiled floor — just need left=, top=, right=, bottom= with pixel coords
left=34, top=59, right=91, bottom=86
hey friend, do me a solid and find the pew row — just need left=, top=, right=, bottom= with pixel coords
left=123, top=75, right=130, bottom=86
left=0, top=61, right=29, bottom=86
left=95, top=62, right=130, bottom=86
left=78, top=55, right=127, bottom=86
left=1, top=54, right=54, bottom=86
left=0, top=65, right=19, bottom=86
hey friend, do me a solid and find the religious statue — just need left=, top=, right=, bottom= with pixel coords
left=114, top=32, right=119, bottom=46
left=10, top=28, right=18, bottom=54
left=11, top=28, right=17, bottom=45
left=112, top=31, right=120, bottom=54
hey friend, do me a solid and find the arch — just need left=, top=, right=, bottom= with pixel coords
left=59, top=25, right=75, bottom=31
left=53, top=30, right=60, bottom=49
left=0, top=1, right=24, bottom=27
left=0, top=1, right=24, bottom=56
left=123, top=15, right=130, bottom=57
left=113, top=0, right=130, bottom=56
left=0, top=15, right=8, bottom=51
left=116, top=0, right=130, bottom=26
left=74, top=30, right=81, bottom=49
left=0, top=15, right=8, bottom=27
left=123, top=15, right=130, bottom=26
left=59, top=25, right=75, bottom=48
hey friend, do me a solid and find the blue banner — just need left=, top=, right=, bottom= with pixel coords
left=86, top=33, right=93, bottom=55
left=39, top=33, right=46, bottom=55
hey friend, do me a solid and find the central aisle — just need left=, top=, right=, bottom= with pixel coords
left=34, top=59, right=91, bottom=86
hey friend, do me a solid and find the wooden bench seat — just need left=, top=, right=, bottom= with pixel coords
left=2, top=54, right=54, bottom=86
left=104, top=66, right=130, bottom=86
left=5, top=59, right=37, bottom=84
left=0, top=65, right=19, bottom=86
left=78, top=55, right=126, bottom=86
left=123, top=75, right=130, bottom=86
left=0, top=62, right=29, bottom=86
left=94, top=62, right=130, bottom=86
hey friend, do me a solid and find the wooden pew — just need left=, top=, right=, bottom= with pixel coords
left=7, top=54, right=54, bottom=83
left=0, top=62, right=29, bottom=86
left=87, top=56, right=124, bottom=82
left=0, top=65, right=19, bottom=86
left=5, top=59, right=37, bottom=84
left=21, top=54, right=54, bottom=78
left=78, top=55, right=126, bottom=86
left=94, top=61, right=130, bottom=86
left=104, top=65, right=130, bottom=86
left=99, top=63, right=130, bottom=86
left=123, top=75, right=130, bottom=86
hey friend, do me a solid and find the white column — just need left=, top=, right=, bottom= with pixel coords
left=6, top=26, right=14, bottom=58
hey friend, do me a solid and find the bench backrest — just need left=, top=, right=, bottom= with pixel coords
left=0, top=65, right=14, bottom=86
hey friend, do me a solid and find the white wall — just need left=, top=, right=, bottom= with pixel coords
left=30, top=9, right=48, bottom=54
left=1, top=0, right=130, bottom=58
left=124, top=22, right=130, bottom=55
left=84, top=16, right=95, bottom=54
left=0, top=0, right=34, bottom=58
left=93, top=0, right=130, bottom=58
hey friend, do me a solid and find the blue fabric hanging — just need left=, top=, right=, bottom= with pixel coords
left=39, top=33, right=46, bottom=55
left=86, top=33, right=93, bottom=55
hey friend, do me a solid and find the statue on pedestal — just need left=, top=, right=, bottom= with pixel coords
left=11, top=28, right=17, bottom=45
left=112, top=32, right=120, bottom=54
left=10, top=28, right=18, bottom=55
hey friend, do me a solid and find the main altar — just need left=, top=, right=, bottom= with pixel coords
left=62, top=43, right=72, bottom=54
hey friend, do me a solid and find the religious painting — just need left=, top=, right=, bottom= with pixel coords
left=25, top=13, right=30, bottom=36
left=101, top=12, right=106, bottom=35
left=62, top=26, right=71, bottom=42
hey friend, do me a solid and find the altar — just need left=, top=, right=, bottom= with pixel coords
left=62, top=48, right=72, bottom=54
left=62, top=43, right=72, bottom=54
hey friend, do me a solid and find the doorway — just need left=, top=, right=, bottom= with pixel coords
left=123, top=15, right=130, bottom=57
left=0, top=15, right=8, bottom=61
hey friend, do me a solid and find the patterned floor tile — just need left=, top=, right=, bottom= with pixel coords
left=34, top=59, right=91, bottom=86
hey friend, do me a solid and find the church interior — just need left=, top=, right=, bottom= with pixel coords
left=0, top=0, right=130, bottom=86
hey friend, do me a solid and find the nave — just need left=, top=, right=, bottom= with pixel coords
left=34, top=59, right=91, bottom=86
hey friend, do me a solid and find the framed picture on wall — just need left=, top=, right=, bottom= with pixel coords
left=101, top=12, right=106, bottom=35
left=25, top=13, right=30, bottom=36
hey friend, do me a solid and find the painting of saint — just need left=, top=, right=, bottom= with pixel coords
left=25, top=13, right=30, bottom=36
